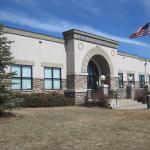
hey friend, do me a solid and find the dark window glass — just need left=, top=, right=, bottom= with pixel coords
left=87, top=61, right=99, bottom=90
left=11, top=65, right=32, bottom=90
left=44, top=67, right=61, bottom=90
left=149, top=76, right=150, bottom=85
left=118, top=73, right=123, bottom=88
left=139, top=75, right=145, bottom=88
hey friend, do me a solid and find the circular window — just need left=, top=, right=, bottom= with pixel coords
left=78, top=43, right=84, bottom=50
left=111, top=50, right=115, bottom=56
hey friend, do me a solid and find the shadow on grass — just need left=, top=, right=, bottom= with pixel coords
left=0, top=111, right=16, bottom=118
left=79, top=103, right=112, bottom=109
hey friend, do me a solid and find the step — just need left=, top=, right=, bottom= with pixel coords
left=110, top=99, right=147, bottom=109
left=115, top=104, right=147, bottom=109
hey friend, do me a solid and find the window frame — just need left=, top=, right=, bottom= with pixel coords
left=44, top=67, right=62, bottom=90
left=139, top=75, right=145, bottom=88
left=148, top=76, right=150, bottom=85
left=127, top=73, right=135, bottom=85
left=118, top=73, right=124, bottom=88
left=11, top=64, right=33, bottom=90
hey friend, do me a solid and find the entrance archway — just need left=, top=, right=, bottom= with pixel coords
left=87, top=55, right=111, bottom=89
left=81, top=46, right=114, bottom=75
left=82, top=46, right=114, bottom=90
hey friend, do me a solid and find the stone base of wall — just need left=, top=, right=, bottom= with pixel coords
left=65, top=90, right=87, bottom=105
left=33, top=78, right=44, bottom=92
left=110, top=76, right=119, bottom=90
left=67, top=75, right=87, bottom=89
left=12, top=78, right=67, bottom=94
left=33, top=78, right=66, bottom=93
left=66, top=75, right=88, bottom=104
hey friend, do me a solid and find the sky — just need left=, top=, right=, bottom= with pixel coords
left=0, top=0, right=150, bottom=58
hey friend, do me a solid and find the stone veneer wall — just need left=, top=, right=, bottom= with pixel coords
left=65, top=91, right=87, bottom=105
left=67, top=75, right=87, bottom=89
left=110, top=76, right=119, bottom=90
left=66, top=75, right=88, bottom=104
left=33, top=78, right=44, bottom=92
left=116, top=81, right=144, bottom=99
left=12, top=78, right=67, bottom=94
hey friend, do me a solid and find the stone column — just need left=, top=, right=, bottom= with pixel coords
left=144, top=84, right=150, bottom=93
left=126, top=84, right=134, bottom=99
left=110, top=75, right=119, bottom=90
left=98, top=84, right=108, bottom=95
left=65, top=74, right=88, bottom=105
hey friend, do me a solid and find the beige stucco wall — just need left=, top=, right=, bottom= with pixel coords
left=65, top=39, right=75, bottom=75
left=7, top=33, right=67, bottom=79
left=74, top=39, right=118, bottom=76
left=6, top=31, right=150, bottom=83
left=117, top=54, right=150, bottom=81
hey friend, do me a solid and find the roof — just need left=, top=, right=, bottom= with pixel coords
left=2, top=26, right=65, bottom=44
left=2, top=26, right=149, bottom=61
left=118, top=51, right=150, bottom=62
left=63, top=29, right=119, bottom=49
left=63, top=29, right=119, bottom=45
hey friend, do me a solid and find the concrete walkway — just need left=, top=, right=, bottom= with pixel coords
left=110, top=99, right=147, bottom=109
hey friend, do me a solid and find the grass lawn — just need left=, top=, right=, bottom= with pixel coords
left=0, top=107, right=150, bottom=150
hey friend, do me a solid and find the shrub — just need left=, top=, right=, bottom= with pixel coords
left=0, top=92, right=15, bottom=115
left=134, top=89, right=149, bottom=104
left=86, top=92, right=110, bottom=108
left=11, top=92, right=74, bottom=107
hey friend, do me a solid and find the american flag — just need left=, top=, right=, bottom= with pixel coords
left=129, top=22, right=150, bottom=39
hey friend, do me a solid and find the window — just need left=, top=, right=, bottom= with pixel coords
left=127, top=74, right=135, bottom=85
left=11, top=65, right=32, bottom=90
left=118, top=73, right=123, bottom=88
left=139, top=75, right=145, bottom=88
left=44, top=67, right=61, bottom=90
left=87, top=61, right=99, bottom=90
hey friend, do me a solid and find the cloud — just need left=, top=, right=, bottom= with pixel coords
left=10, top=0, right=37, bottom=6
left=0, top=10, right=149, bottom=48
left=143, top=0, right=150, bottom=13
left=69, top=0, right=100, bottom=15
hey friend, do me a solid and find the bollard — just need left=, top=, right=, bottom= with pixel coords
left=147, top=95, right=150, bottom=109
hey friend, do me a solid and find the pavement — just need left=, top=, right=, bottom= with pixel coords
left=110, top=99, right=147, bottom=109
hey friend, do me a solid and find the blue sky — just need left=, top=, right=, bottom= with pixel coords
left=0, top=0, right=150, bottom=58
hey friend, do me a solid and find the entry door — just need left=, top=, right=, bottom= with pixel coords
left=87, top=61, right=99, bottom=90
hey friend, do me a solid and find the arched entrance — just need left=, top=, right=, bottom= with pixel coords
left=82, top=46, right=114, bottom=90
left=81, top=46, right=114, bottom=75
left=87, top=55, right=111, bottom=90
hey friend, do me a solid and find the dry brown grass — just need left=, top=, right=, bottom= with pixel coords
left=0, top=107, right=150, bottom=150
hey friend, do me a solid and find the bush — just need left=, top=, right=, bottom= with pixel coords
left=86, top=92, right=110, bottom=108
left=134, top=89, right=149, bottom=104
left=0, top=92, right=16, bottom=115
left=11, top=92, right=74, bottom=107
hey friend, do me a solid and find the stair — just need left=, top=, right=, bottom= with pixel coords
left=110, top=99, right=147, bottom=109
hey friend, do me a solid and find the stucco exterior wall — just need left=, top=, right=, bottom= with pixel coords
left=74, top=39, right=118, bottom=76
left=4, top=27, right=150, bottom=95
left=117, top=54, right=150, bottom=81
left=7, top=33, right=67, bottom=79
left=65, top=39, right=75, bottom=75
left=3, top=26, right=150, bottom=103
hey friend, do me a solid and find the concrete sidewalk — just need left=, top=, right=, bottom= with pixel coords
left=110, top=99, right=147, bottom=109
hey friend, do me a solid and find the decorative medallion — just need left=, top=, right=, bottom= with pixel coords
left=111, top=50, right=115, bottom=56
left=78, top=43, right=83, bottom=50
